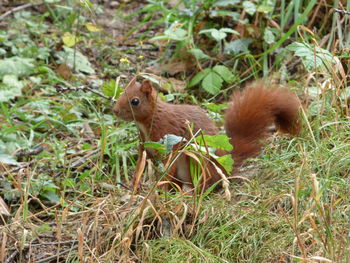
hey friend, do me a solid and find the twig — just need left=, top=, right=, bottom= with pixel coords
left=30, top=240, right=78, bottom=246
left=333, top=8, right=350, bottom=15
left=4, top=250, right=18, bottom=263
left=71, top=149, right=100, bottom=168
left=0, top=2, right=43, bottom=21
left=15, top=145, right=46, bottom=158
left=56, top=84, right=111, bottom=100
left=33, top=227, right=117, bottom=263
left=35, top=245, right=78, bottom=263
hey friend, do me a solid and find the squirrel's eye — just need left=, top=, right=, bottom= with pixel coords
left=131, top=98, right=140, bottom=106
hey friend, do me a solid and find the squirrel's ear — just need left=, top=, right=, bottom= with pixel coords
left=140, top=79, right=153, bottom=96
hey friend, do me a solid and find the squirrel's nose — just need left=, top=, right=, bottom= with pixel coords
left=112, top=104, right=120, bottom=115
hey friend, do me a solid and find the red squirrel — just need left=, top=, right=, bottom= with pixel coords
left=113, top=77, right=300, bottom=191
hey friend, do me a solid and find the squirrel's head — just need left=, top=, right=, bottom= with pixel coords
left=113, top=78, right=157, bottom=122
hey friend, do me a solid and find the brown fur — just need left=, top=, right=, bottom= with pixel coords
left=113, top=79, right=301, bottom=191
left=225, top=82, right=300, bottom=165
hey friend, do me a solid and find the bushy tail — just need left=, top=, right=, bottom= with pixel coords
left=225, top=82, right=301, bottom=166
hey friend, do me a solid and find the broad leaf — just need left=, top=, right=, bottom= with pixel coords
left=210, top=10, right=240, bottom=20
left=159, top=134, right=184, bottom=153
left=213, top=0, right=240, bottom=7
left=0, top=75, right=25, bottom=102
left=196, top=134, right=233, bottom=151
left=189, top=48, right=210, bottom=60
left=216, top=154, right=234, bottom=174
left=212, top=65, right=235, bottom=83
left=243, top=1, right=257, bottom=15
left=264, top=28, right=275, bottom=45
left=143, top=141, right=167, bottom=154
left=189, top=68, right=211, bottom=87
left=56, top=46, right=95, bottom=74
left=62, top=32, right=79, bottom=47
left=0, top=57, right=35, bottom=79
left=225, top=38, right=253, bottom=54
left=211, top=29, right=227, bottom=41
left=202, top=71, right=223, bottom=95
left=286, top=42, right=335, bottom=71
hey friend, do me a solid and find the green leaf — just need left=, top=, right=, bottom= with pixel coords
left=42, top=190, right=60, bottom=203
left=151, top=23, right=188, bottom=42
left=56, top=46, right=95, bottom=74
left=257, top=4, right=274, bottom=13
left=211, top=29, right=227, bottom=41
left=213, top=0, right=240, bottom=7
left=0, top=75, right=25, bottom=102
left=143, top=141, right=167, bottom=154
left=189, top=68, right=211, bottom=87
left=189, top=48, right=210, bottom=60
left=286, top=42, right=335, bottom=71
left=243, top=1, right=257, bottom=15
left=210, top=10, right=240, bottom=20
left=62, top=32, right=79, bottom=47
left=202, top=71, right=223, bottom=95
left=212, top=65, right=235, bottom=83
left=216, top=154, right=234, bottom=174
left=196, top=134, right=233, bottom=151
left=224, top=38, right=253, bottom=54
left=219, top=28, right=239, bottom=35
left=263, top=28, right=275, bottom=45
left=0, top=57, right=35, bottom=79
left=205, top=103, right=228, bottom=113
left=101, top=79, right=122, bottom=98
left=0, top=153, right=18, bottom=165
left=159, top=134, right=184, bottom=153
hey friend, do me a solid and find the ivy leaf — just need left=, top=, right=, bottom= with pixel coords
left=213, top=65, right=235, bottom=83
left=196, top=134, right=233, bottom=151
left=202, top=71, right=223, bottom=95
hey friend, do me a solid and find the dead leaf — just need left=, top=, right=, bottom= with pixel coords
left=56, top=63, right=72, bottom=80
left=162, top=60, right=188, bottom=75
left=132, top=149, right=147, bottom=193
left=168, top=78, right=186, bottom=93
left=0, top=196, right=10, bottom=217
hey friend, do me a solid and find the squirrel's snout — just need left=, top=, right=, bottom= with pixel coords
left=112, top=104, right=120, bottom=116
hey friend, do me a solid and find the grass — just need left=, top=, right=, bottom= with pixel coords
left=0, top=0, right=350, bottom=262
